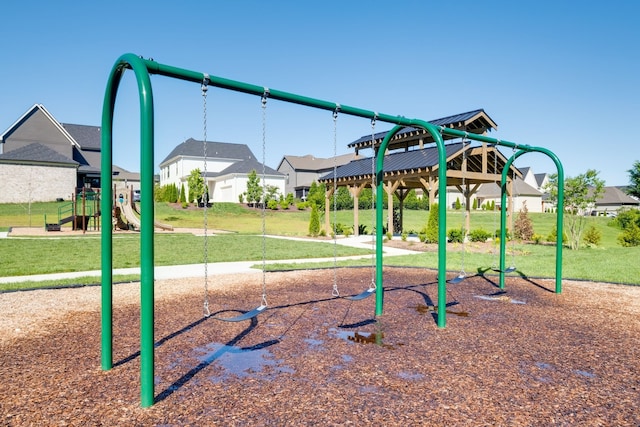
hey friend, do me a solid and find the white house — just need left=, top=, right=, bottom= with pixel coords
left=159, top=138, right=286, bottom=203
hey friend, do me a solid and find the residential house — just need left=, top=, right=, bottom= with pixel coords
left=159, top=138, right=285, bottom=203
left=0, top=104, right=139, bottom=203
left=277, top=153, right=356, bottom=200
left=591, top=186, right=639, bottom=215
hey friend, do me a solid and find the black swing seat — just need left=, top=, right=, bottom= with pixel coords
left=212, top=304, right=267, bottom=322
left=492, top=266, right=516, bottom=274
left=344, top=287, right=376, bottom=301
left=447, top=274, right=466, bottom=284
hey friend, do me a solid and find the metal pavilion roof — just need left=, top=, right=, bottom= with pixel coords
left=347, top=108, right=498, bottom=152
left=320, top=142, right=465, bottom=182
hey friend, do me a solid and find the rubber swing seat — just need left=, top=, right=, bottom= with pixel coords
left=212, top=304, right=267, bottom=322
left=344, top=287, right=376, bottom=301
left=447, top=274, right=466, bottom=284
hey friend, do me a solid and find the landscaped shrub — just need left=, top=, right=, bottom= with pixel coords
left=469, top=228, right=491, bottom=242
left=308, top=204, right=320, bottom=237
left=421, top=203, right=439, bottom=243
left=447, top=228, right=464, bottom=243
left=513, top=202, right=534, bottom=240
left=358, top=224, right=368, bottom=235
left=296, top=201, right=308, bottom=210
left=267, top=199, right=279, bottom=210
left=583, top=225, right=602, bottom=247
left=547, top=226, right=569, bottom=245
left=531, top=233, right=544, bottom=244
left=618, top=222, right=640, bottom=247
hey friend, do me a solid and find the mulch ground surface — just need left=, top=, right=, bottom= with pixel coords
left=1, top=268, right=638, bottom=426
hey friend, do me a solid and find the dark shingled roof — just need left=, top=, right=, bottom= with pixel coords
left=0, top=142, right=78, bottom=165
left=62, top=123, right=101, bottom=150
left=160, top=138, right=256, bottom=165
left=320, top=142, right=464, bottom=181
left=348, top=109, right=497, bottom=149
left=207, top=158, right=281, bottom=177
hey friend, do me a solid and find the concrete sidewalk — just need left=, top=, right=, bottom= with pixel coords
left=0, top=235, right=421, bottom=284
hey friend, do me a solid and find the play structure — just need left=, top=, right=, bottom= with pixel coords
left=45, top=188, right=101, bottom=232
left=100, top=53, right=565, bottom=407
left=112, top=186, right=174, bottom=231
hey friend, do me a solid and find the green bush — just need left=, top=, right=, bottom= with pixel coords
left=547, top=225, right=569, bottom=244
left=618, top=223, right=640, bottom=247
left=583, top=225, right=602, bottom=247
left=469, top=228, right=491, bottom=242
left=267, top=199, right=279, bottom=210
left=421, top=203, right=439, bottom=243
left=296, top=201, right=308, bottom=210
left=308, top=204, right=320, bottom=237
left=447, top=228, right=464, bottom=243
left=531, top=233, right=544, bottom=244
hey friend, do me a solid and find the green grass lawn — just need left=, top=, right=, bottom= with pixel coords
left=1, top=201, right=637, bottom=290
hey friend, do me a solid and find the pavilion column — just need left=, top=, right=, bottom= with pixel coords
left=420, top=176, right=437, bottom=207
left=394, top=187, right=409, bottom=235
left=384, top=180, right=400, bottom=235
left=349, top=183, right=367, bottom=236
left=324, top=186, right=334, bottom=235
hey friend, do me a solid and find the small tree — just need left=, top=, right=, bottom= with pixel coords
left=583, top=225, right=602, bottom=247
left=179, top=183, right=186, bottom=204
left=513, top=201, right=534, bottom=240
left=187, top=169, right=205, bottom=203
left=422, top=203, right=439, bottom=243
left=245, top=169, right=262, bottom=207
left=546, top=169, right=604, bottom=250
left=307, top=181, right=326, bottom=209
left=308, top=203, right=320, bottom=237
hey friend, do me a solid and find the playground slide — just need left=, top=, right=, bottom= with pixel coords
left=119, top=200, right=141, bottom=230
left=131, top=200, right=174, bottom=231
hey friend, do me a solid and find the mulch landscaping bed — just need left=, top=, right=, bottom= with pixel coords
left=1, top=268, right=638, bottom=426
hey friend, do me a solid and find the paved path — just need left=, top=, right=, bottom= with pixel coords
left=0, top=235, right=420, bottom=284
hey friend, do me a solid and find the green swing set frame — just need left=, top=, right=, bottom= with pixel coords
left=100, top=53, right=566, bottom=407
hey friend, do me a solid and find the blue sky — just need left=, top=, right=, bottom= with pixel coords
left=1, top=1, right=638, bottom=186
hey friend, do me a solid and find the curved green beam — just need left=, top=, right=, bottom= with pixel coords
left=101, top=53, right=564, bottom=408
left=499, top=147, right=565, bottom=292
left=375, top=121, right=448, bottom=327
left=101, top=53, right=156, bottom=407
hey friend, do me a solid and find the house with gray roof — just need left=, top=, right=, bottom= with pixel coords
left=0, top=104, right=140, bottom=203
left=159, top=138, right=285, bottom=203
left=277, top=153, right=356, bottom=200
left=591, top=186, right=640, bottom=215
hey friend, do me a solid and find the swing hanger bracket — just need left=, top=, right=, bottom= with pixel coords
left=201, top=73, right=210, bottom=92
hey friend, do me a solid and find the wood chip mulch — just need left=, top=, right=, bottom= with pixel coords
left=1, top=268, right=638, bottom=426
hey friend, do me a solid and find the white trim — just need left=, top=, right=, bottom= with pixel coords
left=0, top=104, right=80, bottom=149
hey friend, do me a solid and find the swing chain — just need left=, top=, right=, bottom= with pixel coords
left=202, top=74, right=211, bottom=317
left=331, top=105, right=340, bottom=297
left=369, top=113, right=377, bottom=289
left=261, top=88, right=269, bottom=307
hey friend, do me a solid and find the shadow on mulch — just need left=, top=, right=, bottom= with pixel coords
left=1, top=267, right=639, bottom=426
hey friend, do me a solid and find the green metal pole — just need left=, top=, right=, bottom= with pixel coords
left=374, top=121, right=447, bottom=327
left=499, top=148, right=564, bottom=292
left=102, top=53, right=156, bottom=407
left=130, top=55, right=156, bottom=409
left=375, top=126, right=403, bottom=316
left=100, top=60, right=120, bottom=372
left=499, top=150, right=526, bottom=289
